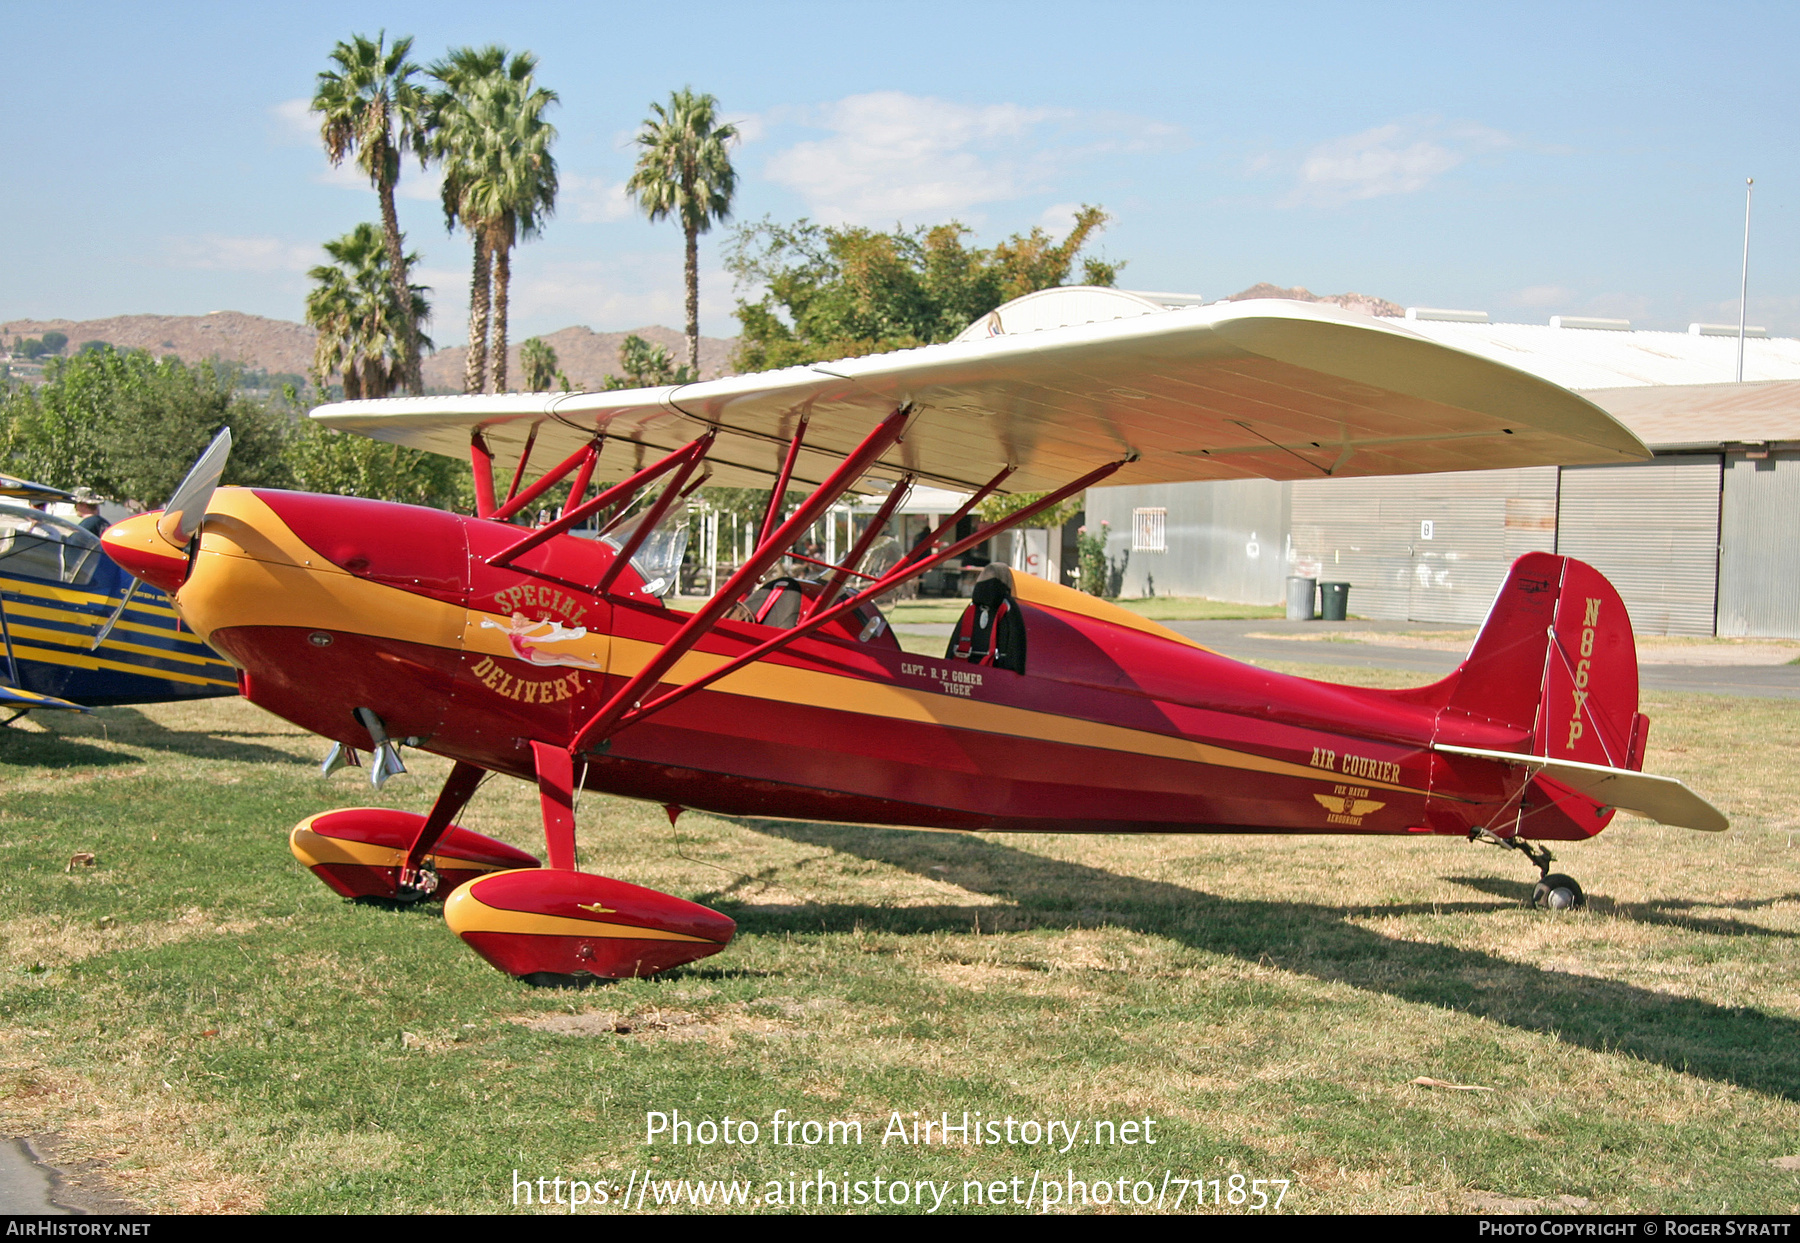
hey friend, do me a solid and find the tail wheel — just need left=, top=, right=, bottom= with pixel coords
left=1532, top=873, right=1585, bottom=910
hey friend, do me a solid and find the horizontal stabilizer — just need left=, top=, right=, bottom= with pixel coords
left=1435, top=744, right=1728, bottom=833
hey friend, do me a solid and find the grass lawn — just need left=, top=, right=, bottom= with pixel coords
left=0, top=673, right=1796, bottom=1214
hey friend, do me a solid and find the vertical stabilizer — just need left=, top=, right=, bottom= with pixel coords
left=1440, top=552, right=1641, bottom=767
left=1436, top=553, right=1647, bottom=841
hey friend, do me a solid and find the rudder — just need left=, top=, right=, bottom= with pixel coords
left=1442, top=552, right=1644, bottom=770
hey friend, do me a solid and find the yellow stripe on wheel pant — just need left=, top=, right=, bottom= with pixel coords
left=443, top=878, right=717, bottom=943
left=288, top=821, right=514, bottom=873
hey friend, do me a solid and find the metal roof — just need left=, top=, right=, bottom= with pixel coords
left=1374, top=317, right=1800, bottom=389
left=1578, top=380, right=1800, bottom=450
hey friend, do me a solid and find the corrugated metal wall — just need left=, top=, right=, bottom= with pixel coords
left=1290, top=468, right=1559, bottom=623
left=1717, top=450, right=1800, bottom=638
left=1084, top=479, right=1290, bottom=602
left=1089, top=452, right=1800, bottom=636
left=1555, top=455, right=1721, bottom=636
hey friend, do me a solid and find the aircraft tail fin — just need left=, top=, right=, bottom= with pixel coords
left=1442, top=551, right=1647, bottom=772
left=1435, top=553, right=1666, bottom=840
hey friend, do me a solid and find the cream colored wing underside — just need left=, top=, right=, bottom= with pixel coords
left=309, top=299, right=1650, bottom=495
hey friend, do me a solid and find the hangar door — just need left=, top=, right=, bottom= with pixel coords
left=1290, top=467, right=1557, bottom=624
left=1718, top=450, right=1800, bottom=638
left=1555, top=455, right=1721, bottom=636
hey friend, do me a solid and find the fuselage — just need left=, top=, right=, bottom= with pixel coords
left=103, top=488, right=1551, bottom=840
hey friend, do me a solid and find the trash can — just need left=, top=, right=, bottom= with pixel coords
left=1285, top=576, right=1317, bottom=622
left=1319, top=581, right=1350, bottom=621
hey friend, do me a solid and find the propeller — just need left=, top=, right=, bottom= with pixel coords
left=155, top=427, right=232, bottom=549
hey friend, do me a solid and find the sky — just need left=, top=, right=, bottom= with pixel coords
left=2, top=1, right=1796, bottom=345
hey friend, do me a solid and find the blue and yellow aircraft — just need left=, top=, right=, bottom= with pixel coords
left=0, top=472, right=236, bottom=723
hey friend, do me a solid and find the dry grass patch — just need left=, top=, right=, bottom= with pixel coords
left=515, top=999, right=828, bottom=1043
left=6, top=685, right=1800, bottom=1212
left=0, top=907, right=271, bottom=971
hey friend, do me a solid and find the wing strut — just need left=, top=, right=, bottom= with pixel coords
left=490, top=435, right=605, bottom=524
left=568, top=406, right=914, bottom=755
left=503, top=422, right=541, bottom=508
left=802, top=474, right=913, bottom=620
left=595, top=442, right=710, bottom=595
left=584, top=454, right=1126, bottom=751
left=487, top=432, right=714, bottom=570
left=895, top=467, right=1016, bottom=573
left=470, top=431, right=498, bottom=518
left=758, top=413, right=810, bottom=547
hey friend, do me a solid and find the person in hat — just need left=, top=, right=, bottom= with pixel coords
left=71, top=489, right=109, bottom=536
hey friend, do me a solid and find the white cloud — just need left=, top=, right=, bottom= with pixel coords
left=721, top=111, right=766, bottom=145
left=1037, top=202, right=1081, bottom=233
left=760, top=92, right=1073, bottom=226
left=1279, top=120, right=1514, bottom=207
left=419, top=253, right=736, bottom=343
left=313, top=159, right=442, bottom=203
left=161, top=235, right=316, bottom=273
left=563, top=174, right=635, bottom=224
left=1514, top=284, right=1575, bottom=308
left=269, top=97, right=315, bottom=145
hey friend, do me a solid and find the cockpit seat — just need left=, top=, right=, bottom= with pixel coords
left=947, top=564, right=1026, bottom=673
left=735, top=575, right=901, bottom=650
left=743, top=576, right=806, bottom=629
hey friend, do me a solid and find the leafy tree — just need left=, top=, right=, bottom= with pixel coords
left=726, top=206, right=1118, bottom=371
left=285, top=419, right=471, bottom=510
left=1077, top=522, right=1111, bottom=597
left=0, top=349, right=290, bottom=507
left=305, top=223, right=432, bottom=399
left=627, top=88, right=738, bottom=377
left=599, top=334, right=694, bottom=390
left=430, top=46, right=558, bottom=393
left=975, top=491, right=1084, bottom=529
left=312, top=31, right=430, bottom=393
left=14, top=339, right=46, bottom=360
left=77, top=340, right=110, bottom=355
left=519, top=336, right=558, bottom=391
left=39, top=331, right=67, bottom=355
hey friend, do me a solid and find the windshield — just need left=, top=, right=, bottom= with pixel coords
left=601, top=501, right=689, bottom=598
left=0, top=503, right=104, bottom=586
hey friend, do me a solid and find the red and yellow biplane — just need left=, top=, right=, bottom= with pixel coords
left=100, top=299, right=1728, bottom=985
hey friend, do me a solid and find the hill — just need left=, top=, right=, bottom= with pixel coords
left=1227, top=283, right=1404, bottom=319
left=2, top=312, right=317, bottom=377
left=2, top=313, right=737, bottom=389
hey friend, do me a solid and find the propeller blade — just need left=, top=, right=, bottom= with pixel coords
left=155, top=427, right=232, bottom=548
left=89, top=579, right=141, bottom=651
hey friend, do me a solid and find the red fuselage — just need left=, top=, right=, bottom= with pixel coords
left=105, top=488, right=1606, bottom=844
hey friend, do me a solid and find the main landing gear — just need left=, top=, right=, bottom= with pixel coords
left=1469, top=827, right=1586, bottom=910
left=292, top=742, right=735, bottom=985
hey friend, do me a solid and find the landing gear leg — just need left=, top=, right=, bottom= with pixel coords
left=396, top=761, right=487, bottom=900
left=1469, top=826, right=1586, bottom=910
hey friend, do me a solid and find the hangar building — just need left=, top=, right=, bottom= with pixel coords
left=1076, top=302, right=1800, bottom=638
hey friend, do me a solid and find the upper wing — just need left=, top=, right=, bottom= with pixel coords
left=310, top=299, right=1650, bottom=494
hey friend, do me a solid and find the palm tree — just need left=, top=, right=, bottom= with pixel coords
left=430, top=47, right=558, bottom=393
left=519, top=337, right=558, bottom=391
left=627, top=88, right=738, bottom=377
left=306, top=224, right=432, bottom=400
left=312, top=32, right=430, bottom=394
